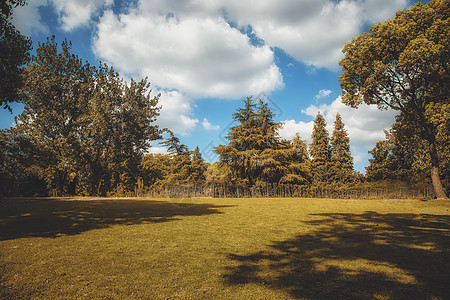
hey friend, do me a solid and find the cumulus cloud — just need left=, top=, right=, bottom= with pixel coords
left=11, top=0, right=49, bottom=36
left=202, top=118, right=220, bottom=131
left=52, top=0, right=113, bottom=31
left=315, top=89, right=333, bottom=101
left=134, top=0, right=409, bottom=69
left=153, top=90, right=199, bottom=136
left=93, top=9, right=283, bottom=99
left=278, top=120, right=314, bottom=144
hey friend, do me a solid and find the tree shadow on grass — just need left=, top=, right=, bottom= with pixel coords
left=224, top=212, right=450, bottom=299
left=0, top=198, right=232, bottom=241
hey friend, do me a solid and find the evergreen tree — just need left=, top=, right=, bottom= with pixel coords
left=330, top=113, right=354, bottom=183
left=160, top=130, right=188, bottom=155
left=214, top=96, right=260, bottom=186
left=283, top=133, right=312, bottom=184
left=309, top=112, right=332, bottom=184
left=188, top=147, right=207, bottom=184
left=366, top=111, right=448, bottom=185
left=215, top=96, right=282, bottom=187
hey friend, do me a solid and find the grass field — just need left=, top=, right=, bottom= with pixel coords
left=0, top=197, right=449, bottom=299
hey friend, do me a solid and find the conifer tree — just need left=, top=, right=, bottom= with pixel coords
left=215, top=96, right=260, bottom=186
left=160, top=130, right=188, bottom=155
left=309, top=112, right=332, bottom=184
left=330, top=113, right=354, bottom=183
left=188, top=147, right=207, bottom=184
left=215, top=96, right=285, bottom=186
left=278, top=134, right=312, bottom=185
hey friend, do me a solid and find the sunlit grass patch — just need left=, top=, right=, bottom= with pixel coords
left=1, top=197, right=449, bottom=299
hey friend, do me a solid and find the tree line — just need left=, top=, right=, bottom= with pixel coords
left=0, top=0, right=448, bottom=198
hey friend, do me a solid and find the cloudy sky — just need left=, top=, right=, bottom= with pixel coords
left=3, top=0, right=428, bottom=172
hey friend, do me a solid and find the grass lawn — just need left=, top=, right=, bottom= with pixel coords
left=0, top=197, right=449, bottom=299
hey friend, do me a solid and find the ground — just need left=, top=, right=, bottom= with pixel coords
left=0, top=197, right=449, bottom=299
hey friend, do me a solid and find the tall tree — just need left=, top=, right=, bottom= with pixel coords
left=309, top=112, right=332, bottom=184
left=330, top=113, right=354, bottom=183
left=214, top=96, right=260, bottom=186
left=188, top=147, right=207, bottom=185
left=0, top=0, right=32, bottom=111
left=160, top=130, right=188, bottom=156
left=215, top=97, right=283, bottom=186
left=19, top=37, right=92, bottom=194
left=366, top=112, right=448, bottom=185
left=278, top=134, right=312, bottom=185
left=339, top=0, right=449, bottom=198
left=15, top=37, right=160, bottom=195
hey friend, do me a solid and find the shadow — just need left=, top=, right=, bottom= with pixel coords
left=0, top=198, right=232, bottom=240
left=224, top=212, right=450, bottom=299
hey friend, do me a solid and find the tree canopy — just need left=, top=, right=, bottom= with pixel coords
left=339, top=0, right=449, bottom=198
left=1, top=37, right=160, bottom=196
left=0, top=0, right=32, bottom=111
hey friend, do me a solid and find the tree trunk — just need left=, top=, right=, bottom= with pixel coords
left=429, top=140, right=447, bottom=199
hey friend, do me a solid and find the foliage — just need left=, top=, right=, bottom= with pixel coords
left=339, top=0, right=449, bottom=198
left=142, top=136, right=207, bottom=189
left=309, top=112, right=332, bottom=184
left=215, top=97, right=311, bottom=187
left=0, top=0, right=31, bottom=111
left=330, top=113, right=354, bottom=183
left=1, top=37, right=160, bottom=196
left=366, top=112, right=449, bottom=184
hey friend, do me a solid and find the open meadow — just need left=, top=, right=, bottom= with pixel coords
left=1, top=197, right=449, bottom=299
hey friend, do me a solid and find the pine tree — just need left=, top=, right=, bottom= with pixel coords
left=309, top=112, right=332, bottom=184
left=330, top=113, right=354, bottom=183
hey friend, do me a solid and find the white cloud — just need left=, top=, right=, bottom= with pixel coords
left=280, top=96, right=398, bottom=172
left=300, top=96, right=397, bottom=146
left=11, top=0, right=49, bottom=36
left=202, top=118, right=220, bottom=131
left=136, top=0, right=409, bottom=69
left=52, top=0, right=113, bottom=31
left=315, top=89, right=332, bottom=101
left=146, top=146, right=168, bottom=155
left=93, top=9, right=283, bottom=99
left=278, top=120, right=314, bottom=144
left=153, top=90, right=199, bottom=136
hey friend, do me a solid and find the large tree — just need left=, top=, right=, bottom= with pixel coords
left=309, top=112, right=332, bottom=184
left=330, top=113, right=354, bottom=183
left=13, top=37, right=160, bottom=195
left=0, top=0, right=31, bottom=111
left=215, top=97, right=283, bottom=187
left=339, top=0, right=449, bottom=198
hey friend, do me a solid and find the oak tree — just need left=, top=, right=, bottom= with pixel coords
left=339, top=0, right=449, bottom=198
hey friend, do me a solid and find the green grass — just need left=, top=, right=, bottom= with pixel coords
left=1, top=197, right=449, bottom=299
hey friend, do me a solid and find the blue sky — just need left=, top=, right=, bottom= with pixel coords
left=3, top=0, right=428, bottom=172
